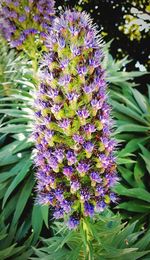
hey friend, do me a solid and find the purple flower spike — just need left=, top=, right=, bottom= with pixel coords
left=33, top=9, right=118, bottom=229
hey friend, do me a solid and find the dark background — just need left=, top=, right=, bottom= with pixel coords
left=55, top=0, right=150, bottom=89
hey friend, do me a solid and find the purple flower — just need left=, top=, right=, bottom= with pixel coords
left=51, top=104, right=62, bottom=113
left=58, top=119, right=70, bottom=130
left=66, top=151, right=77, bottom=165
left=89, top=58, right=100, bottom=68
left=18, top=15, right=26, bottom=22
left=59, top=75, right=71, bottom=86
left=60, top=59, right=69, bottom=69
left=84, top=124, right=96, bottom=135
left=98, top=154, right=111, bottom=169
left=45, top=129, right=54, bottom=140
left=48, top=156, right=59, bottom=172
left=76, top=162, right=90, bottom=175
left=110, top=193, right=117, bottom=203
left=70, top=45, right=80, bottom=56
left=60, top=200, right=72, bottom=213
left=95, top=185, right=105, bottom=196
left=25, top=6, right=30, bottom=13
left=69, top=25, right=80, bottom=36
left=1, top=0, right=55, bottom=55
left=63, top=166, right=74, bottom=178
left=91, top=99, right=103, bottom=110
left=84, top=202, right=94, bottom=217
left=53, top=149, right=64, bottom=163
left=73, top=134, right=84, bottom=144
left=67, top=215, right=79, bottom=230
left=90, top=172, right=102, bottom=184
left=95, top=201, right=106, bottom=213
left=53, top=207, right=64, bottom=219
left=66, top=92, right=79, bottom=101
left=83, top=141, right=94, bottom=153
left=55, top=188, right=64, bottom=202
left=77, top=108, right=89, bottom=119
left=80, top=188, right=91, bottom=201
left=77, top=66, right=87, bottom=75
left=58, top=37, right=65, bottom=48
left=105, top=174, right=119, bottom=187
left=37, top=193, right=54, bottom=205
left=83, top=84, right=94, bottom=94
left=47, top=88, right=59, bottom=99
left=101, top=137, right=116, bottom=152
left=70, top=178, right=80, bottom=193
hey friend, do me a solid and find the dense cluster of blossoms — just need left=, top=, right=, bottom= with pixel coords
left=33, top=10, right=118, bottom=229
left=0, top=0, right=55, bottom=58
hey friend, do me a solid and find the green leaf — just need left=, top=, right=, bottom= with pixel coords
left=134, top=162, right=145, bottom=188
left=2, top=158, right=32, bottom=208
left=11, top=174, right=35, bottom=226
left=0, top=124, right=31, bottom=134
left=113, top=184, right=150, bottom=202
left=118, top=166, right=136, bottom=187
left=132, top=89, right=148, bottom=113
left=40, top=205, right=49, bottom=229
left=115, top=201, right=150, bottom=213
left=32, top=205, right=43, bottom=243
left=111, top=100, right=147, bottom=124
left=0, top=155, right=30, bottom=182
left=118, top=137, right=149, bottom=157
left=139, top=145, right=150, bottom=174
left=115, top=124, right=150, bottom=134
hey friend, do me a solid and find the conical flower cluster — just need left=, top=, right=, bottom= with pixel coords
left=33, top=10, right=118, bottom=229
left=0, top=0, right=55, bottom=50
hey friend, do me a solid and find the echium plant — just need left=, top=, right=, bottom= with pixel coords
left=33, top=10, right=118, bottom=229
left=0, top=0, right=55, bottom=69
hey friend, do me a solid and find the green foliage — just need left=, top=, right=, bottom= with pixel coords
left=103, top=46, right=150, bottom=224
left=0, top=38, right=50, bottom=259
left=32, top=211, right=150, bottom=260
